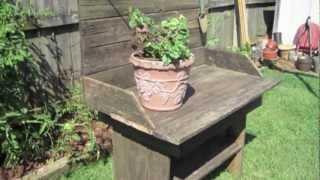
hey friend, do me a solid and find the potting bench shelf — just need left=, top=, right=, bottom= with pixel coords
left=83, top=48, right=279, bottom=179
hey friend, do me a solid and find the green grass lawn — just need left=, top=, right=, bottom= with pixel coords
left=62, top=69, right=319, bottom=180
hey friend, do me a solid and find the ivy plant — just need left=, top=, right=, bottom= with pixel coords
left=128, top=8, right=191, bottom=65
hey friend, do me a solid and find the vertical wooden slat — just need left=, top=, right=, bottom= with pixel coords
left=235, top=0, right=250, bottom=45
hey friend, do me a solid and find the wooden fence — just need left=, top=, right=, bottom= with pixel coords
left=23, top=0, right=275, bottom=80
left=25, top=0, right=80, bottom=86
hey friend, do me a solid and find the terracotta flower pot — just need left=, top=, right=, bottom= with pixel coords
left=266, top=39, right=278, bottom=50
left=129, top=52, right=194, bottom=111
left=263, top=48, right=278, bottom=60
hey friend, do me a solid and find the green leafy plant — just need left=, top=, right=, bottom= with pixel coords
left=53, top=85, right=98, bottom=161
left=0, top=0, right=66, bottom=169
left=128, top=7, right=154, bottom=29
left=128, top=8, right=191, bottom=65
left=0, top=108, right=56, bottom=167
left=0, top=0, right=30, bottom=70
left=0, top=0, right=53, bottom=168
left=0, top=0, right=51, bottom=73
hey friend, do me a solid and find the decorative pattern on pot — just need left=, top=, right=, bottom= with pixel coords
left=134, top=70, right=188, bottom=109
left=129, top=52, right=194, bottom=111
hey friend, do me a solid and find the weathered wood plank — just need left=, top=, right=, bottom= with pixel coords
left=79, top=0, right=160, bottom=20
left=112, top=130, right=171, bottom=180
left=83, top=76, right=155, bottom=132
left=161, top=0, right=199, bottom=11
left=80, top=9, right=201, bottom=48
left=25, top=0, right=79, bottom=30
left=185, top=143, right=241, bottom=180
left=145, top=66, right=277, bottom=144
left=227, top=115, right=246, bottom=178
left=70, top=31, right=82, bottom=79
left=208, top=0, right=275, bottom=9
left=192, top=47, right=207, bottom=66
left=89, top=64, right=135, bottom=89
left=22, top=157, right=71, bottom=180
left=82, top=41, right=132, bottom=75
left=81, top=27, right=202, bottom=75
left=207, top=9, right=234, bottom=48
left=206, top=48, right=262, bottom=76
left=80, top=11, right=178, bottom=47
left=235, top=0, right=250, bottom=44
left=189, top=28, right=203, bottom=48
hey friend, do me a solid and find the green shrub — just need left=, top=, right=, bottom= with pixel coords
left=128, top=8, right=191, bottom=65
left=0, top=1, right=97, bottom=169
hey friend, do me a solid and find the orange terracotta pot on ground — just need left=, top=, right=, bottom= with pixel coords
left=129, top=52, right=194, bottom=111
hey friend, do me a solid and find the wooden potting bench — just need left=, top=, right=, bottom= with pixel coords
left=79, top=2, right=278, bottom=179
left=82, top=48, right=278, bottom=180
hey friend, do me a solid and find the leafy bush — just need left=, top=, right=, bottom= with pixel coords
left=0, top=108, right=56, bottom=167
left=53, top=85, right=98, bottom=161
left=0, top=1, right=97, bottom=169
left=128, top=8, right=191, bottom=65
left=0, top=0, right=51, bottom=168
left=0, top=0, right=31, bottom=70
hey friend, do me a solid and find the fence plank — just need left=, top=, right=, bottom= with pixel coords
left=80, top=9, right=201, bottom=48
left=24, top=0, right=78, bottom=30
left=79, top=0, right=161, bottom=20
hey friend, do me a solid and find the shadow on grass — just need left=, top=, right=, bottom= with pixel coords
left=203, top=132, right=256, bottom=180
left=294, top=74, right=319, bottom=98
left=266, top=64, right=319, bottom=98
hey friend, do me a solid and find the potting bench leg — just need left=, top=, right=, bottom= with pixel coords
left=112, top=130, right=171, bottom=180
left=227, top=114, right=246, bottom=178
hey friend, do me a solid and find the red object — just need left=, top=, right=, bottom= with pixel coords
left=266, top=39, right=278, bottom=50
left=294, top=22, right=320, bottom=53
left=263, top=48, right=278, bottom=60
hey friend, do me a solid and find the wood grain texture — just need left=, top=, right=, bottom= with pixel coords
left=81, top=27, right=203, bottom=75
left=82, top=41, right=133, bottom=75
left=79, top=0, right=202, bottom=20
left=85, top=63, right=279, bottom=145
left=206, top=48, right=262, bottom=76
left=207, top=9, right=234, bottom=48
left=83, top=76, right=155, bottom=133
left=25, top=0, right=79, bottom=30
left=235, top=0, right=250, bottom=44
left=112, top=130, right=171, bottom=180
left=148, top=66, right=276, bottom=145
left=28, top=28, right=80, bottom=82
left=80, top=9, right=201, bottom=47
left=161, top=0, right=199, bottom=11
left=208, top=0, right=275, bottom=9
left=79, top=0, right=161, bottom=20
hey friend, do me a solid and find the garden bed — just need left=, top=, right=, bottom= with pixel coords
left=0, top=120, right=112, bottom=180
